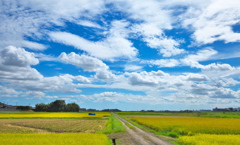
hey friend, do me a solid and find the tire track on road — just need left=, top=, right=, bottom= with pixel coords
left=114, top=114, right=173, bottom=145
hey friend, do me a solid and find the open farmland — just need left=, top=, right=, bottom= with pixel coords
left=0, top=112, right=112, bottom=145
left=177, top=134, right=240, bottom=145
left=0, top=112, right=110, bottom=118
left=118, top=112, right=240, bottom=145
left=0, top=119, right=107, bottom=133
left=117, top=111, right=240, bottom=118
left=131, top=117, right=240, bottom=135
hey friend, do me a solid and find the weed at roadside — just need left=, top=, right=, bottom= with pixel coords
left=104, top=114, right=125, bottom=134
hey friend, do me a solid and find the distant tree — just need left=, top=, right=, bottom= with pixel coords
left=35, top=103, right=49, bottom=112
left=102, top=109, right=121, bottom=112
left=16, top=106, right=31, bottom=111
left=48, top=100, right=66, bottom=112
left=35, top=100, right=80, bottom=112
left=65, top=103, right=80, bottom=112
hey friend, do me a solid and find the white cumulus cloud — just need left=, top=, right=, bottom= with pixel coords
left=59, top=52, right=109, bottom=72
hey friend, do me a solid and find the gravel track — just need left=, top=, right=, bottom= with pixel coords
left=114, top=114, right=173, bottom=145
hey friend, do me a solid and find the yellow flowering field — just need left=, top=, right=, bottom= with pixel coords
left=131, top=117, right=240, bottom=135
left=0, top=112, right=110, bottom=118
left=0, top=133, right=111, bottom=145
left=177, top=134, right=240, bottom=145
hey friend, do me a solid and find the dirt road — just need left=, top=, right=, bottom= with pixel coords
left=113, top=114, right=174, bottom=145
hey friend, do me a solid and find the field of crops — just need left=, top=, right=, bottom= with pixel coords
left=0, top=119, right=107, bottom=133
left=0, top=112, right=110, bottom=118
left=117, top=111, right=240, bottom=118
left=178, top=134, right=240, bottom=145
left=0, top=112, right=112, bottom=145
left=131, top=117, right=240, bottom=135
left=128, top=115, right=240, bottom=145
left=0, top=133, right=110, bottom=145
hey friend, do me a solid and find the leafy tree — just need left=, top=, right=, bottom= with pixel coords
left=35, top=100, right=80, bottom=112
left=16, top=106, right=31, bottom=110
left=48, top=100, right=66, bottom=112
left=35, top=103, right=49, bottom=112
left=65, top=103, right=80, bottom=112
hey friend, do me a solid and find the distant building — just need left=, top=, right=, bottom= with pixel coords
left=233, top=107, right=240, bottom=112
left=213, top=107, right=240, bottom=112
left=212, top=107, right=228, bottom=112
left=79, top=108, right=86, bottom=111
left=102, top=109, right=121, bottom=112
left=200, top=109, right=212, bottom=112
left=87, top=108, right=97, bottom=111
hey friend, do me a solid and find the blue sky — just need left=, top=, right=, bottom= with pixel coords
left=0, top=0, right=240, bottom=111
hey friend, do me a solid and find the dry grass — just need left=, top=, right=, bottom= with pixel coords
left=0, top=119, right=107, bottom=133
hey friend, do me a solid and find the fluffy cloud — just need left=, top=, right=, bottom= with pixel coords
left=109, top=0, right=172, bottom=29
left=184, top=47, right=217, bottom=62
left=20, top=0, right=105, bottom=21
left=50, top=31, right=137, bottom=60
left=203, top=63, right=234, bottom=71
left=1, top=0, right=240, bottom=108
left=144, top=36, right=185, bottom=57
left=0, top=47, right=90, bottom=94
left=75, top=75, right=91, bottom=83
left=9, top=74, right=81, bottom=93
left=0, top=46, right=43, bottom=81
left=0, top=0, right=105, bottom=50
left=211, top=78, right=240, bottom=87
left=210, top=88, right=237, bottom=99
left=108, top=0, right=185, bottom=57
left=0, top=46, right=39, bottom=67
left=0, top=86, right=21, bottom=97
left=181, top=47, right=217, bottom=68
left=95, top=70, right=117, bottom=82
left=180, top=48, right=238, bottom=75
left=59, top=52, right=108, bottom=72
left=76, top=92, right=159, bottom=103
left=77, top=20, right=102, bottom=28
left=181, top=0, right=240, bottom=44
left=23, top=91, right=45, bottom=99
left=124, top=65, right=143, bottom=71
left=185, top=73, right=209, bottom=82
left=126, top=70, right=168, bottom=87
left=45, top=96, right=59, bottom=99
left=145, top=59, right=180, bottom=68
left=0, top=1, right=47, bottom=50
left=189, top=83, right=239, bottom=99
left=50, top=20, right=137, bottom=60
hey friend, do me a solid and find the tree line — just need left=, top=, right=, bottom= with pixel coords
left=35, top=100, right=80, bottom=112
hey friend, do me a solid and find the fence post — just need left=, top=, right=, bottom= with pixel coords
left=112, top=138, right=116, bottom=145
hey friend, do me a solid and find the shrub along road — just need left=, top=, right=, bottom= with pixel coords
left=114, top=114, right=173, bottom=145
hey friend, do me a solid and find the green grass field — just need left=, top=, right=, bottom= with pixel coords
left=104, top=114, right=126, bottom=134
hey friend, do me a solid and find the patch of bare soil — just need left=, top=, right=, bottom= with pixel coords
left=113, top=114, right=174, bottom=145
left=108, top=132, right=139, bottom=145
left=6, top=124, right=50, bottom=133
